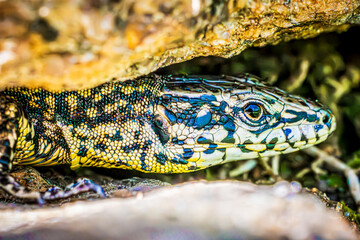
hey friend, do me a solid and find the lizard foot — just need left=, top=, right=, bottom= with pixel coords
left=42, top=178, right=106, bottom=201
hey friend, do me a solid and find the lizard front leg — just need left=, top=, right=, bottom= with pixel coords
left=0, top=95, right=105, bottom=204
left=0, top=95, right=42, bottom=203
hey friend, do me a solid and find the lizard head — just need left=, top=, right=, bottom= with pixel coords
left=155, top=74, right=336, bottom=170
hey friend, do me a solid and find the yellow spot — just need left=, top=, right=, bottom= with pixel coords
left=118, top=99, right=127, bottom=107
left=273, top=142, right=290, bottom=151
left=103, top=163, right=111, bottom=168
left=94, top=93, right=102, bottom=102
left=307, top=138, right=316, bottom=144
left=45, top=95, right=55, bottom=108
left=86, top=107, right=97, bottom=118
left=27, top=144, right=35, bottom=151
left=79, top=89, right=92, bottom=98
left=51, top=148, right=62, bottom=158
left=121, top=86, right=135, bottom=95
left=245, top=144, right=267, bottom=152
left=104, top=103, right=117, bottom=114
left=70, top=154, right=81, bottom=170
left=293, top=141, right=306, bottom=148
left=42, top=144, right=52, bottom=154
left=24, top=141, right=32, bottom=149
left=22, top=125, right=30, bottom=136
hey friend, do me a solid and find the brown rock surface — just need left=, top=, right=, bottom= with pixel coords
left=0, top=181, right=358, bottom=239
left=0, top=0, right=359, bottom=90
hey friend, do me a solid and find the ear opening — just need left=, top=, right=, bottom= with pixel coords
left=151, top=105, right=174, bottom=145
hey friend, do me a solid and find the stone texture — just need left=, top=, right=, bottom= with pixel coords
left=0, top=0, right=359, bottom=90
left=0, top=181, right=358, bottom=240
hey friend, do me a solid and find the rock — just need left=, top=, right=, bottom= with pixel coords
left=0, top=181, right=357, bottom=239
left=0, top=0, right=359, bottom=90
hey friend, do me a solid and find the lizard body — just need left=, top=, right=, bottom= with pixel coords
left=0, top=74, right=336, bottom=202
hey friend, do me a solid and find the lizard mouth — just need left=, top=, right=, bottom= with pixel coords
left=166, top=117, right=336, bottom=168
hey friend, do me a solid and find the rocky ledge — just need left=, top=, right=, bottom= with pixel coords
left=0, top=181, right=358, bottom=240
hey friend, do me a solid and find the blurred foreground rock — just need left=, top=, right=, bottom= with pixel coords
left=0, top=0, right=359, bottom=90
left=0, top=181, right=357, bottom=240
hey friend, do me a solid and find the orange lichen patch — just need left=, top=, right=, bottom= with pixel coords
left=0, top=0, right=359, bottom=91
left=125, top=23, right=146, bottom=50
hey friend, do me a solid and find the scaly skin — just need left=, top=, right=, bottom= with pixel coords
left=0, top=74, right=336, bottom=203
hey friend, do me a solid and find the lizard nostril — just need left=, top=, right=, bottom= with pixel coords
left=322, top=113, right=330, bottom=124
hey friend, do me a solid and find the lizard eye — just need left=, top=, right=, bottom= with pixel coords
left=233, top=99, right=271, bottom=131
left=243, top=103, right=263, bottom=122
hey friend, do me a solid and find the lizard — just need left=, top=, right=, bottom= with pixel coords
left=0, top=74, right=336, bottom=203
